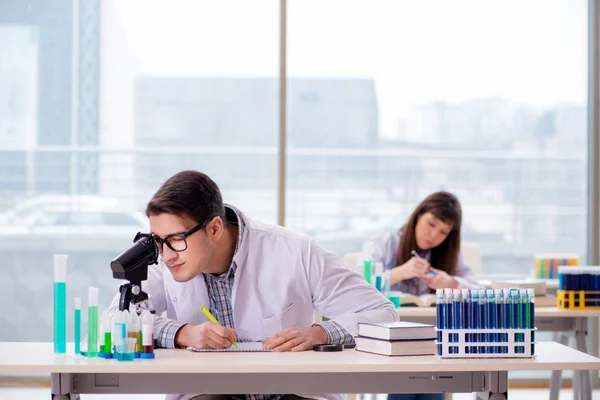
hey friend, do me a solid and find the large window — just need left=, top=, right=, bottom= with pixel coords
left=286, top=0, right=589, bottom=278
left=0, top=0, right=591, bottom=349
left=0, top=0, right=278, bottom=341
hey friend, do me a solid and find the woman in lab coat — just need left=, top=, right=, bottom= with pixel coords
left=369, top=191, right=480, bottom=400
left=107, top=170, right=398, bottom=400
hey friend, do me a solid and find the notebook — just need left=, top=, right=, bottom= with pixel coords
left=358, top=321, right=436, bottom=341
left=188, top=342, right=271, bottom=352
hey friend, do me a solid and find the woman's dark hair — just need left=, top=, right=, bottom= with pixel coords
left=396, top=191, right=462, bottom=276
left=146, top=170, right=226, bottom=226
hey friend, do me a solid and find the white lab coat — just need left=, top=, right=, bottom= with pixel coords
left=107, top=205, right=399, bottom=400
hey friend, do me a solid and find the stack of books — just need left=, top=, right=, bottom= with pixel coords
left=355, top=321, right=436, bottom=356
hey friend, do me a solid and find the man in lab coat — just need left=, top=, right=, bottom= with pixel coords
left=108, top=170, right=398, bottom=400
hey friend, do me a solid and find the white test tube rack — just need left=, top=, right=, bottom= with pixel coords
left=436, top=328, right=537, bottom=359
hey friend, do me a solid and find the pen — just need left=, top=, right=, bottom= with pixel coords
left=411, top=250, right=437, bottom=279
left=200, top=306, right=238, bottom=348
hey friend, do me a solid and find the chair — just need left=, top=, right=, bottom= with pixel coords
left=343, top=252, right=361, bottom=271
left=460, top=241, right=482, bottom=275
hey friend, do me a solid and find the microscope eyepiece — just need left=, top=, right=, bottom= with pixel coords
left=110, top=233, right=158, bottom=283
left=111, top=232, right=158, bottom=311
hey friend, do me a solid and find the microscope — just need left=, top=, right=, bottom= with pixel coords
left=110, top=232, right=158, bottom=311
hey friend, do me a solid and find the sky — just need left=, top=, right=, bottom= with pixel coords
left=107, top=0, right=588, bottom=138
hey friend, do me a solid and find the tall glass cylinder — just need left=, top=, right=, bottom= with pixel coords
left=53, top=254, right=68, bottom=354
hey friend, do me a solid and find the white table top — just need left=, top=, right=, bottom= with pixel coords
left=398, top=306, right=600, bottom=318
left=0, top=342, right=598, bottom=374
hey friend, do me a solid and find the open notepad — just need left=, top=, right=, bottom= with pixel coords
left=188, top=342, right=271, bottom=352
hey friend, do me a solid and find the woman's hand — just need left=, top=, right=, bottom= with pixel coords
left=390, top=257, right=431, bottom=284
left=426, top=268, right=458, bottom=289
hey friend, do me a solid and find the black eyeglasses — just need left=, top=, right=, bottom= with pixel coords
left=150, top=216, right=214, bottom=254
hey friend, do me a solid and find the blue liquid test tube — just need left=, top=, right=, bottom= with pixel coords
left=510, top=289, right=520, bottom=354
left=486, top=288, right=495, bottom=354
left=527, top=288, right=535, bottom=355
left=494, top=289, right=503, bottom=354
left=461, top=289, right=470, bottom=354
left=436, top=288, right=444, bottom=355
left=74, top=297, right=81, bottom=355
left=573, top=267, right=582, bottom=292
left=567, top=267, right=575, bottom=292
left=470, top=289, right=478, bottom=354
left=519, top=289, right=528, bottom=355
left=444, top=288, right=453, bottom=354
left=477, top=289, right=486, bottom=354
left=583, top=267, right=591, bottom=292
left=453, top=289, right=461, bottom=353
left=502, top=289, right=511, bottom=354
left=373, top=262, right=384, bottom=291
left=53, top=254, right=68, bottom=354
left=558, top=267, right=565, bottom=291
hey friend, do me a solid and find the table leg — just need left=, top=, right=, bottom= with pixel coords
left=575, top=317, right=591, bottom=400
left=550, top=332, right=570, bottom=400
left=476, top=371, right=508, bottom=400
left=51, top=373, right=80, bottom=400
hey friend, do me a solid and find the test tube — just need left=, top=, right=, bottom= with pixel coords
left=509, top=289, right=520, bottom=354
left=573, top=267, right=582, bottom=292
left=141, top=310, right=155, bottom=359
left=452, top=289, right=461, bottom=353
left=558, top=266, right=567, bottom=291
left=444, top=288, right=453, bottom=354
left=436, top=288, right=444, bottom=355
left=129, top=312, right=141, bottom=358
left=73, top=297, right=81, bottom=355
left=477, top=289, right=485, bottom=354
left=470, top=289, right=479, bottom=354
left=502, top=289, right=510, bottom=353
left=384, top=269, right=391, bottom=298
left=98, top=311, right=112, bottom=358
left=583, top=267, right=592, bottom=292
left=115, top=310, right=128, bottom=360
left=519, top=289, right=528, bottom=355
left=87, top=287, right=99, bottom=358
left=460, top=289, right=470, bottom=354
left=493, top=289, right=503, bottom=354
left=373, top=262, right=384, bottom=291
left=121, top=310, right=135, bottom=361
left=527, top=288, right=535, bottom=355
left=53, top=254, right=68, bottom=354
left=362, top=241, right=374, bottom=284
left=486, top=289, right=495, bottom=354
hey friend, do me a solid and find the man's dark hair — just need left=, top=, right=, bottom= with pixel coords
left=146, top=170, right=225, bottom=225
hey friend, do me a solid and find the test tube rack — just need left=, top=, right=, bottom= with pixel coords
left=436, top=328, right=536, bottom=359
left=557, top=290, right=600, bottom=309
